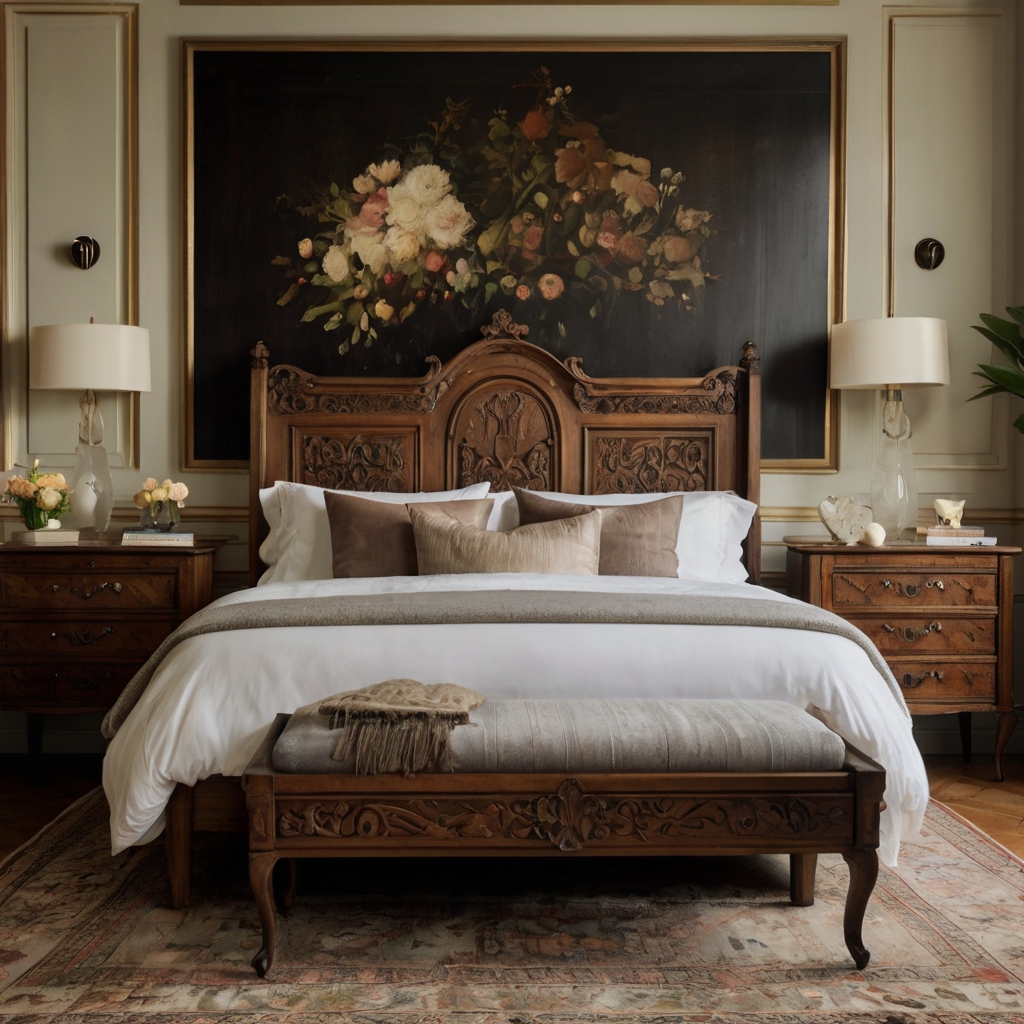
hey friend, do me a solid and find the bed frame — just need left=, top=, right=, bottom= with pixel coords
left=166, top=311, right=762, bottom=907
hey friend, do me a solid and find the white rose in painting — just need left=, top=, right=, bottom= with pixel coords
left=367, top=159, right=401, bottom=185
left=384, top=225, right=421, bottom=266
left=424, top=194, right=474, bottom=250
left=350, top=233, right=389, bottom=276
left=322, top=244, right=350, bottom=283
left=386, top=183, right=426, bottom=240
left=401, top=164, right=451, bottom=208
left=36, top=487, right=62, bottom=511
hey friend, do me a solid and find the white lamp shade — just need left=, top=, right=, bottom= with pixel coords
left=29, top=323, right=151, bottom=392
left=830, top=317, right=949, bottom=390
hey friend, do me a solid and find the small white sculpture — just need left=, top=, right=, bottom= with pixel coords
left=861, top=522, right=886, bottom=547
left=934, top=498, right=966, bottom=529
left=818, top=495, right=873, bottom=544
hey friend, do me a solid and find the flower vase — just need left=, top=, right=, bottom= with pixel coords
left=23, top=505, right=50, bottom=531
left=140, top=501, right=175, bottom=532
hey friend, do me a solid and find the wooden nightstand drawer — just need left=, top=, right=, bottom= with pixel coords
left=851, top=616, right=995, bottom=655
left=831, top=570, right=995, bottom=609
left=895, top=661, right=996, bottom=701
left=1, top=619, right=176, bottom=656
left=0, top=662, right=139, bottom=702
left=0, top=571, right=177, bottom=611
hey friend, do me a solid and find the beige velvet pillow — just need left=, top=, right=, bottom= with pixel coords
left=410, top=505, right=602, bottom=576
left=325, top=492, right=493, bottom=577
left=513, top=487, right=683, bottom=577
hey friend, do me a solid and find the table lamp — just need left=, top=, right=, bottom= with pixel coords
left=830, top=317, right=949, bottom=540
left=29, top=322, right=151, bottom=531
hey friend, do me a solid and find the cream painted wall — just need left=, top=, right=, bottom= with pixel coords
left=1, top=0, right=1021, bottom=753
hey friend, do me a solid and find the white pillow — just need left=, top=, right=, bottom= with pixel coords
left=258, top=480, right=491, bottom=585
left=508, top=489, right=756, bottom=583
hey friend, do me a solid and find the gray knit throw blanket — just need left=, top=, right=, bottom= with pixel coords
left=316, top=679, right=486, bottom=775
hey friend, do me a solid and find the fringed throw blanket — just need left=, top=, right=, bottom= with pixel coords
left=316, top=679, right=485, bottom=775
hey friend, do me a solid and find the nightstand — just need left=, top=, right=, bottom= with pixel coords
left=0, top=538, right=224, bottom=754
left=785, top=538, right=1020, bottom=781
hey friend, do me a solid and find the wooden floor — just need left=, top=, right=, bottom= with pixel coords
left=926, top=753, right=1024, bottom=858
left=0, top=753, right=1021, bottom=863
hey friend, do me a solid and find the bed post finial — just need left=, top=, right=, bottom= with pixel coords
left=252, top=341, right=269, bottom=369
left=740, top=341, right=760, bottom=373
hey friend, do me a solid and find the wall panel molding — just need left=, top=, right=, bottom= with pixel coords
left=1, top=2, right=138, bottom=474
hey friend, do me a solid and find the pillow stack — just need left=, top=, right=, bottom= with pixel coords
left=257, top=479, right=756, bottom=584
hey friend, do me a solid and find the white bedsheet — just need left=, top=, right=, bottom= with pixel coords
left=102, top=574, right=928, bottom=865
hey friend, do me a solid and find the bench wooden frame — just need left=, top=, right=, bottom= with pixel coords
left=242, top=713, right=886, bottom=978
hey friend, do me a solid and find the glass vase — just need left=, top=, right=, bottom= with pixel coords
left=139, top=501, right=176, bottom=532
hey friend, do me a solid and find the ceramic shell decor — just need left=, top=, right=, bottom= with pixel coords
left=818, top=496, right=873, bottom=543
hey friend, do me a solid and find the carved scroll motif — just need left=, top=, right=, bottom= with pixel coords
left=593, top=435, right=710, bottom=493
left=269, top=359, right=449, bottom=416
left=302, top=435, right=410, bottom=491
left=571, top=369, right=739, bottom=416
left=479, top=309, right=530, bottom=342
left=457, top=390, right=553, bottom=491
left=277, top=779, right=852, bottom=850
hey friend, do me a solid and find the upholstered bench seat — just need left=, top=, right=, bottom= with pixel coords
left=272, top=698, right=847, bottom=775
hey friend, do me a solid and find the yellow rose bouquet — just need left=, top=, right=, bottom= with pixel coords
left=132, top=476, right=189, bottom=531
left=4, top=459, right=71, bottom=530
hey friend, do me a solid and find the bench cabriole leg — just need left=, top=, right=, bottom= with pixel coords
left=250, top=851, right=279, bottom=978
left=281, top=858, right=298, bottom=914
left=841, top=847, right=878, bottom=970
left=789, top=853, right=817, bottom=906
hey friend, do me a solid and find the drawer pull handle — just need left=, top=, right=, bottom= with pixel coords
left=882, top=621, right=942, bottom=643
left=901, top=670, right=943, bottom=689
left=69, top=582, right=123, bottom=600
left=65, top=626, right=115, bottom=646
left=882, top=580, right=944, bottom=598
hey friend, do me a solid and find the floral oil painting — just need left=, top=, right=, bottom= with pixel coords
left=187, top=45, right=840, bottom=467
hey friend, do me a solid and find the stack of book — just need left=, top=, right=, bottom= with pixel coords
left=121, top=528, right=195, bottom=547
left=19, top=528, right=80, bottom=545
left=923, top=526, right=997, bottom=547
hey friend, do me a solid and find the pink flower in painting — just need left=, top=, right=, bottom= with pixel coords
left=519, top=108, right=551, bottom=141
left=523, top=225, right=544, bottom=252
left=537, top=273, right=564, bottom=300
left=298, top=238, right=313, bottom=259
left=515, top=284, right=531, bottom=301
left=424, top=251, right=448, bottom=273
left=613, top=233, right=648, bottom=266
left=360, top=189, right=389, bottom=228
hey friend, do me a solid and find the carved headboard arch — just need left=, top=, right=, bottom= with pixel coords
left=250, top=313, right=761, bottom=585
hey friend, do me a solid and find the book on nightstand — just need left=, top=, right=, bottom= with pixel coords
left=923, top=526, right=997, bottom=547
left=18, top=528, right=80, bottom=545
left=121, top=528, right=194, bottom=547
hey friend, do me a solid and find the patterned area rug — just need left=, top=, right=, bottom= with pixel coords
left=0, top=790, right=1021, bottom=1023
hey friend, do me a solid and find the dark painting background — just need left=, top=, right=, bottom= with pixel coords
left=191, top=48, right=834, bottom=464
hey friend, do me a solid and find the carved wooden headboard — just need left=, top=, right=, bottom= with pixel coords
left=249, top=311, right=761, bottom=586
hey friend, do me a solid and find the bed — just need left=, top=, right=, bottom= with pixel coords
left=101, top=312, right=928, bottom=904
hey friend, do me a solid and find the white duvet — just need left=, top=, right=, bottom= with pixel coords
left=102, top=574, right=928, bottom=865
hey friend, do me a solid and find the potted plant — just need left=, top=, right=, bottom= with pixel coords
left=969, top=305, right=1024, bottom=431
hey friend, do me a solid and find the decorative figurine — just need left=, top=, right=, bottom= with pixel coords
left=818, top=495, right=874, bottom=544
left=934, top=498, right=966, bottom=529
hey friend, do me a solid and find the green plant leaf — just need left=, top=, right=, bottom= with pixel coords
left=301, top=301, right=340, bottom=323
left=972, top=326, right=1024, bottom=367
left=978, top=315, right=1024, bottom=357
left=1013, top=411, right=1024, bottom=434
left=1006, top=305, right=1024, bottom=327
left=966, top=383, right=1004, bottom=402
left=276, top=282, right=300, bottom=307
left=976, top=363, right=1024, bottom=399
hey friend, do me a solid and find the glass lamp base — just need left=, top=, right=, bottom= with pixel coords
left=870, top=396, right=918, bottom=540
left=70, top=443, right=115, bottom=532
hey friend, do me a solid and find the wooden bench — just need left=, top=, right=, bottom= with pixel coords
left=243, top=710, right=886, bottom=977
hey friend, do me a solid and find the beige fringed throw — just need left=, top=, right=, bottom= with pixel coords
left=317, top=679, right=486, bottom=775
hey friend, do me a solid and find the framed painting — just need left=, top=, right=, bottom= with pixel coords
left=184, top=40, right=844, bottom=470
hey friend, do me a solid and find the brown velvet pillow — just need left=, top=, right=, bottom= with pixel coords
left=324, top=492, right=493, bottom=578
left=513, top=487, right=683, bottom=577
